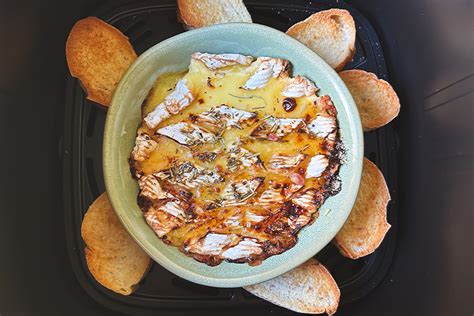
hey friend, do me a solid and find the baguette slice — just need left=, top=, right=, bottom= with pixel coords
left=66, top=17, right=137, bottom=106
left=286, top=9, right=355, bottom=71
left=334, top=158, right=391, bottom=259
left=244, top=259, right=340, bottom=315
left=81, top=192, right=151, bottom=295
left=177, top=0, right=252, bottom=29
left=340, top=69, right=400, bottom=131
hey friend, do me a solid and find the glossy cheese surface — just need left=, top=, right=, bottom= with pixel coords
left=130, top=54, right=342, bottom=266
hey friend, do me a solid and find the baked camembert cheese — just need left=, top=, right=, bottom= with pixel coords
left=129, top=53, right=343, bottom=266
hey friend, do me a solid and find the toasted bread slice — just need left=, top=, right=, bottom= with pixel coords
left=177, top=0, right=252, bottom=29
left=286, top=9, right=355, bottom=71
left=334, top=158, right=391, bottom=259
left=66, top=17, right=137, bottom=106
left=340, top=69, right=400, bottom=131
left=81, top=193, right=151, bottom=295
left=244, top=259, right=340, bottom=315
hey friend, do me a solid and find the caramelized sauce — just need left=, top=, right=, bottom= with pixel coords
left=131, top=56, right=342, bottom=265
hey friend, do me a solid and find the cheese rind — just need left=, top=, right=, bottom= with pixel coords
left=130, top=53, right=343, bottom=266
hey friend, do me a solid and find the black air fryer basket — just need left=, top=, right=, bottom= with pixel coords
left=62, top=1, right=398, bottom=314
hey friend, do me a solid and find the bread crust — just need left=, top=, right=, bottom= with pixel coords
left=66, top=17, right=137, bottom=106
left=286, top=9, right=356, bottom=71
left=177, top=0, right=252, bottom=29
left=81, top=193, right=151, bottom=295
left=334, top=157, right=391, bottom=259
left=340, top=69, right=400, bottom=131
left=244, top=259, right=340, bottom=314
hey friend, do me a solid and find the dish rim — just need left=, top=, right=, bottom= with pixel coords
left=103, top=22, right=363, bottom=288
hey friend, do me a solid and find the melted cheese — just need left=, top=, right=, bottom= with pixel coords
left=131, top=55, right=341, bottom=265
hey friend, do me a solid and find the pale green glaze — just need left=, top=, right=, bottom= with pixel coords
left=103, top=23, right=363, bottom=288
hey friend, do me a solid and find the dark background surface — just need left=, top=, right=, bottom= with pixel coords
left=0, top=0, right=472, bottom=315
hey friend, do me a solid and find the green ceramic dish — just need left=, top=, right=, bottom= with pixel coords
left=103, top=23, right=363, bottom=288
